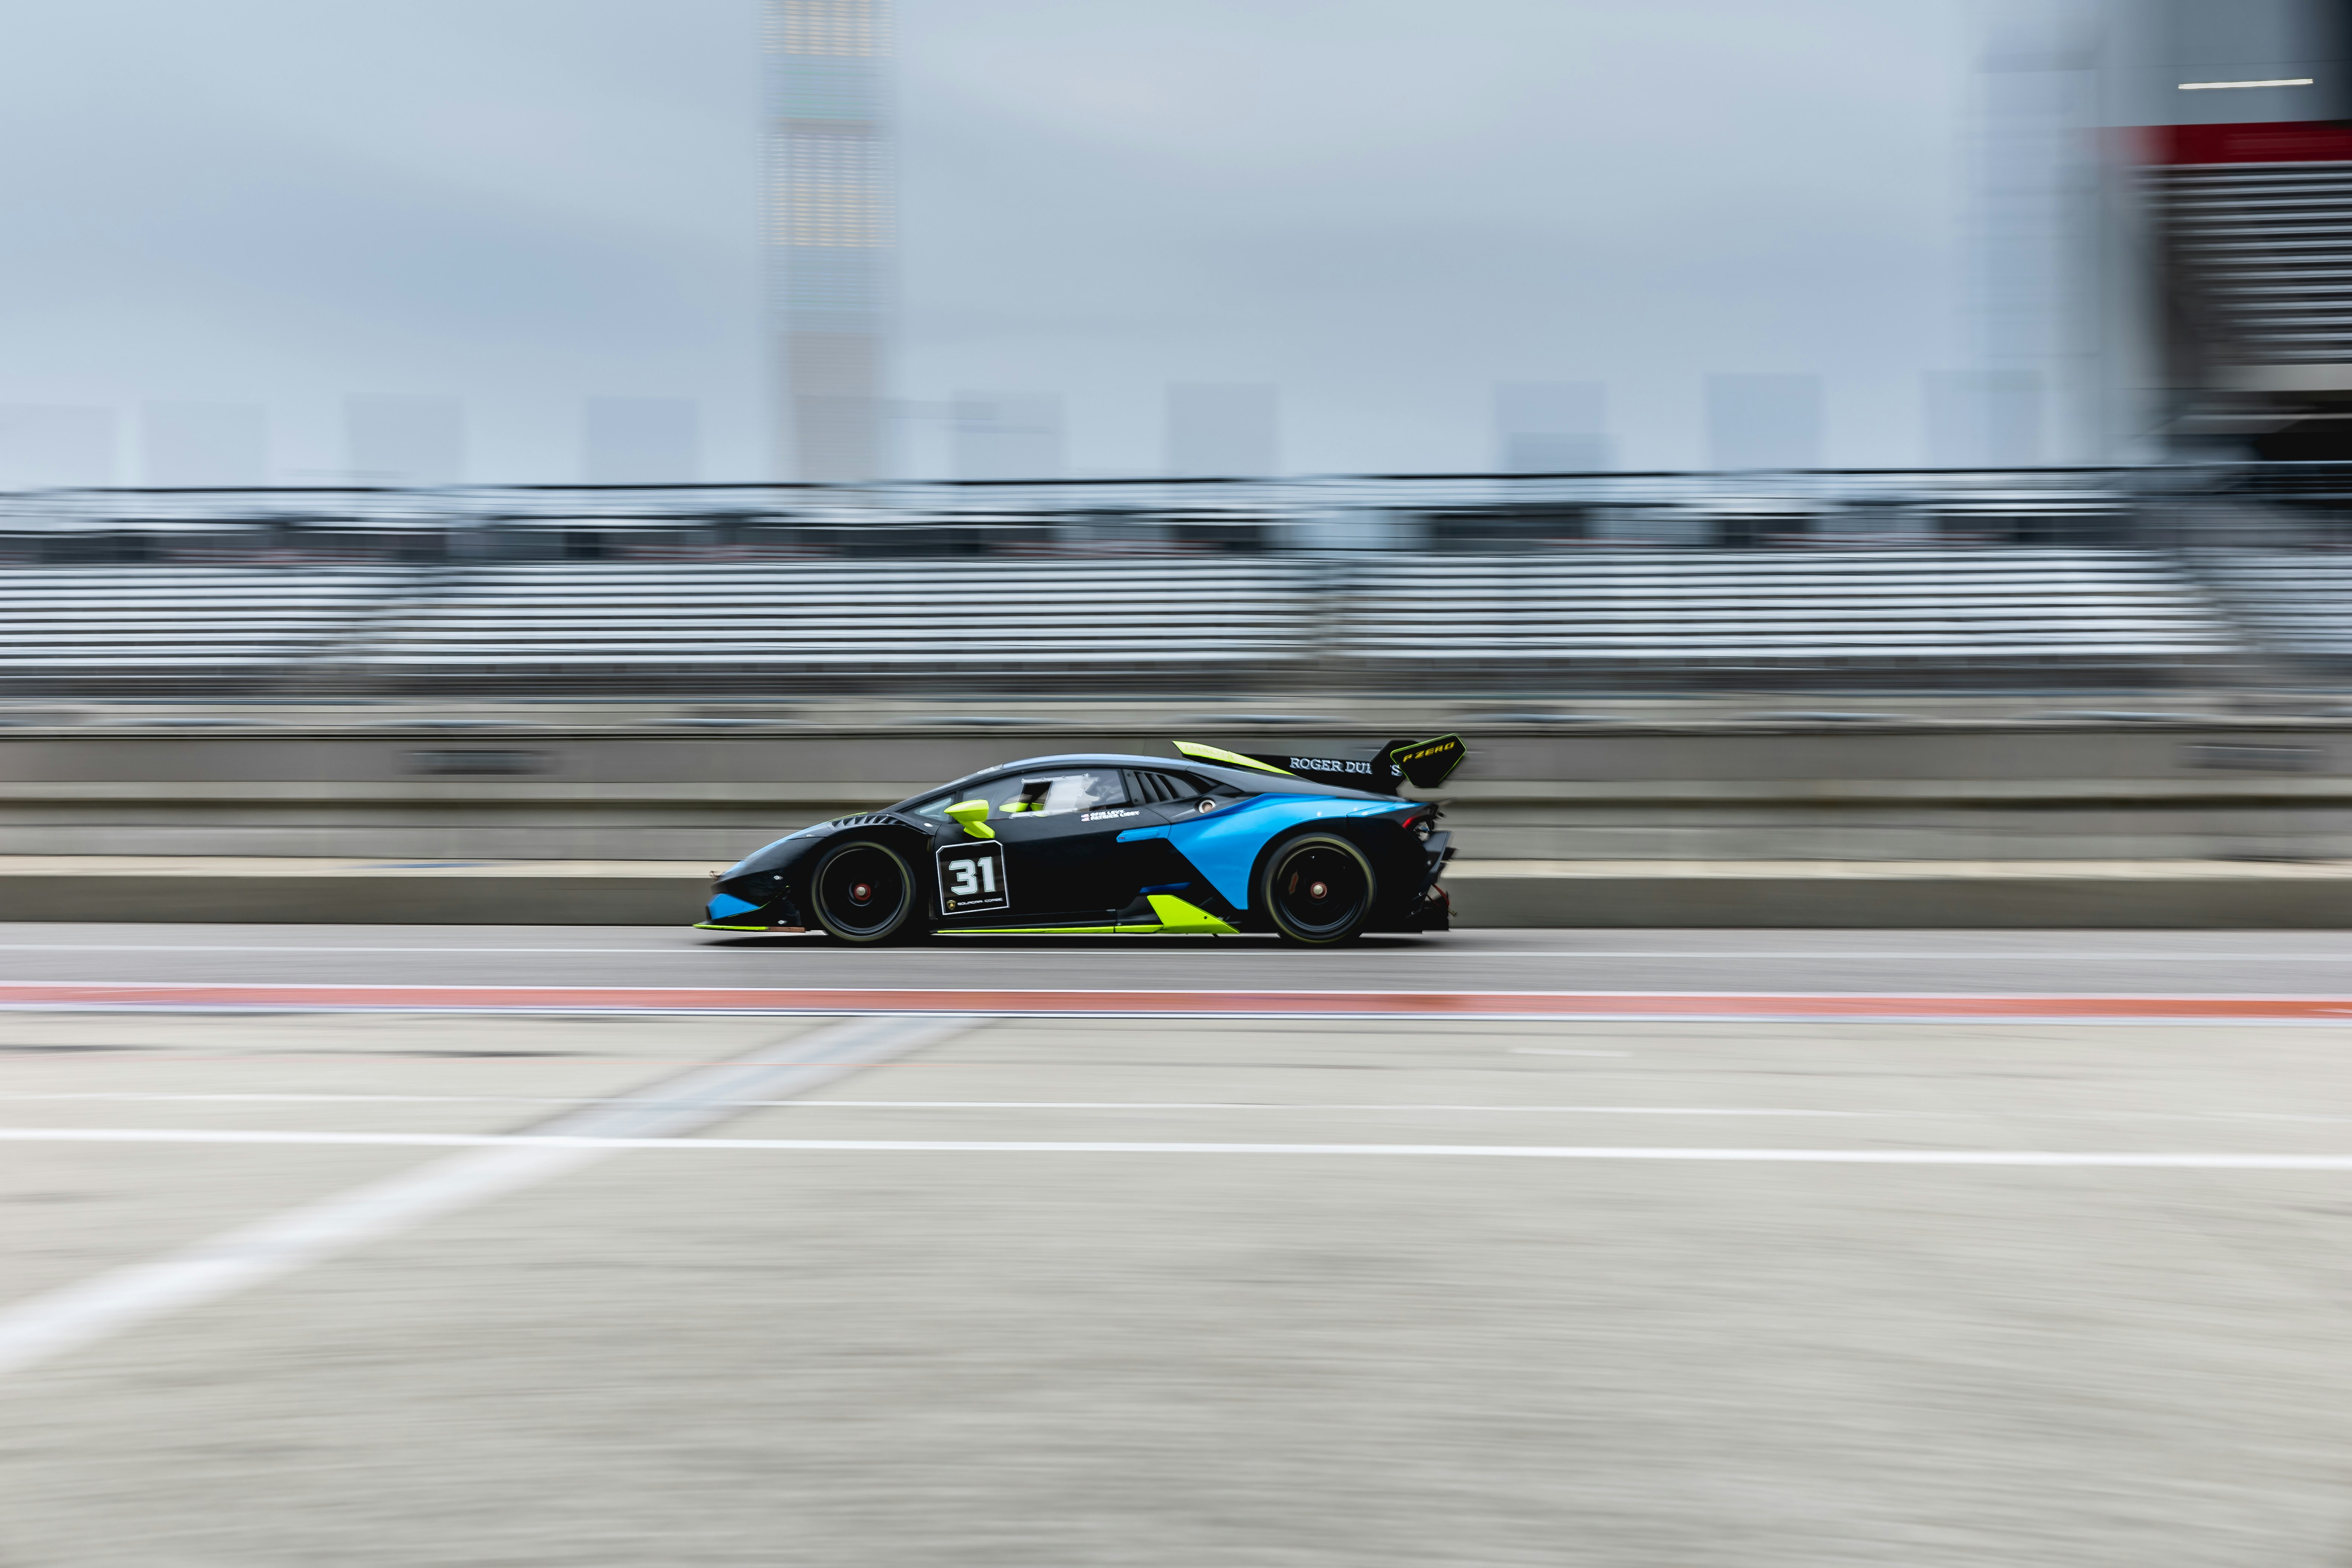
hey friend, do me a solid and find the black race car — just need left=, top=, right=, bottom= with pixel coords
left=699, top=734, right=1465, bottom=945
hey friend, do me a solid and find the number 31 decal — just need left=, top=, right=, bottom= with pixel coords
left=936, top=841, right=1010, bottom=915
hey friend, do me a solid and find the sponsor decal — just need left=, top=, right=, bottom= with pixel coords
left=1080, top=808, right=1141, bottom=822
left=1288, top=755, right=1378, bottom=777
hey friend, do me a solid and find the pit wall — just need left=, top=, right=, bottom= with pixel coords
left=6, top=719, right=2352, bottom=865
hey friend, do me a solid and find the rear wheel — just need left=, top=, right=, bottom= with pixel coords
left=1259, top=832, right=1375, bottom=944
left=810, top=839, right=919, bottom=943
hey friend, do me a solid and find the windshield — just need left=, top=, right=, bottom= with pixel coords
left=906, top=768, right=1128, bottom=819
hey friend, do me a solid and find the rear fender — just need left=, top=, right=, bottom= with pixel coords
left=1116, top=793, right=1408, bottom=923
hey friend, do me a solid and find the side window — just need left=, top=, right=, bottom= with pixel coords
left=998, top=768, right=1128, bottom=818
left=922, top=769, right=1133, bottom=820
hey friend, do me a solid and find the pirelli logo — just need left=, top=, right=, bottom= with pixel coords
left=1390, top=735, right=1465, bottom=787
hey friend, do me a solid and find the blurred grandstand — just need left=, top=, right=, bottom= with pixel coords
left=0, top=467, right=2343, bottom=699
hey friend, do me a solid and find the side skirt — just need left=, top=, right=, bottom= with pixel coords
left=939, top=893, right=1239, bottom=938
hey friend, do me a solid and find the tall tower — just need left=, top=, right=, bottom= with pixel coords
left=766, top=0, right=893, bottom=482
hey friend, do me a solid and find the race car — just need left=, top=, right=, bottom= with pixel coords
left=698, top=734, right=1466, bottom=944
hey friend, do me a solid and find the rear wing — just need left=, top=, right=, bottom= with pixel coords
left=1172, top=734, right=1466, bottom=795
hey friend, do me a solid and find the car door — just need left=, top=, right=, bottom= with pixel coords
left=924, top=767, right=1138, bottom=925
left=988, top=767, right=1139, bottom=921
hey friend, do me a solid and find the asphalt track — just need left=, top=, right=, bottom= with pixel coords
left=9, top=925, right=2352, bottom=1565
left=4, top=922, right=2352, bottom=994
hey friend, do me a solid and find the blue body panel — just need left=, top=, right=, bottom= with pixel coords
left=1117, top=793, right=1405, bottom=910
left=706, top=891, right=762, bottom=921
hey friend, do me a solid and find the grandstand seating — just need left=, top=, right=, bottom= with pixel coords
left=1340, top=550, right=2236, bottom=683
left=2196, top=551, right=2352, bottom=666
left=354, top=557, right=1308, bottom=691
left=0, top=565, right=404, bottom=690
left=0, top=547, right=2245, bottom=695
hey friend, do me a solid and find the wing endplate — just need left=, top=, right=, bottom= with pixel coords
left=1382, top=733, right=1467, bottom=790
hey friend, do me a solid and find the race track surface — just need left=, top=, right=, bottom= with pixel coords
left=3, top=922, right=2352, bottom=994
left=5, top=925, right=2352, bottom=1565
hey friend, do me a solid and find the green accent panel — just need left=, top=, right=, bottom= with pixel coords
left=935, top=899, right=1233, bottom=939
left=1172, top=741, right=1293, bottom=776
left=946, top=799, right=995, bottom=839
left=692, top=922, right=774, bottom=931
left=1146, top=893, right=1240, bottom=933
left=940, top=923, right=1147, bottom=936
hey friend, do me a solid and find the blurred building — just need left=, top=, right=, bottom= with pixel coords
left=0, top=406, right=114, bottom=487
left=1494, top=382, right=1610, bottom=472
left=142, top=403, right=266, bottom=487
left=1167, top=383, right=1278, bottom=478
left=2130, top=0, right=2352, bottom=457
left=1923, top=371, right=2044, bottom=466
left=1974, top=0, right=2352, bottom=461
left=1705, top=374, right=1824, bottom=470
left=952, top=393, right=1063, bottom=480
left=1971, top=0, right=2105, bottom=464
left=767, top=0, right=894, bottom=482
left=346, top=395, right=464, bottom=487
left=584, top=397, right=700, bottom=484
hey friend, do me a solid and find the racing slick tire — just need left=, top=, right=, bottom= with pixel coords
left=810, top=839, right=921, bottom=944
left=1259, top=832, right=1375, bottom=945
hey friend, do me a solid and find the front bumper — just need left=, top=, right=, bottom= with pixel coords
left=697, top=886, right=805, bottom=932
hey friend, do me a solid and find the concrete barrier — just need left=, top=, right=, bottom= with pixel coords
left=1449, top=860, right=2352, bottom=929
left=0, top=859, right=711, bottom=926
left=9, top=856, right=2352, bottom=928
left=10, top=714, right=2352, bottom=864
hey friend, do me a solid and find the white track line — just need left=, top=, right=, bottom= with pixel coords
left=5, top=1126, right=2352, bottom=1169
left=8, top=1097, right=2352, bottom=1123
left=0, top=1094, right=1871, bottom=1115
left=0, top=1014, right=974, bottom=1378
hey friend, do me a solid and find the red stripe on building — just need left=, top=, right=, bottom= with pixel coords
left=2142, top=119, right=2352, bottom=165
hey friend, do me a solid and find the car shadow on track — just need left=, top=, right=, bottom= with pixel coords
left=699, top=933, right=1438, bottom=952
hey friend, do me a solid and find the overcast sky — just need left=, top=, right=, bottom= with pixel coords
left=0, top=0, right=1976, bottom=482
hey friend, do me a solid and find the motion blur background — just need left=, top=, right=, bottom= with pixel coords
left=18, top=5, right=2352, bottom=1566
left=7, top=0, right=2352, bottom=919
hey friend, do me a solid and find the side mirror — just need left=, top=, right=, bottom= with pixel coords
left=945, top=799, right=995, bottom=839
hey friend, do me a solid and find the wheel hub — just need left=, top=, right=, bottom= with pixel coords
left=850, top=882, right=873, bottom=903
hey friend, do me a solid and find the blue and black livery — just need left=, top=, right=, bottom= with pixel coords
left=700, top=734, right=1465, bottom=945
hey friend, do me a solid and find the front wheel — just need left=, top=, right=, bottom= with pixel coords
left=1258, top=832, right=1375, bottom=944
left=810, top=839, right=920, bottom=943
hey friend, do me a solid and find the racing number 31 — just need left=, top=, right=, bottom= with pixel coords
left=936, top=841, right=1011, bottom=915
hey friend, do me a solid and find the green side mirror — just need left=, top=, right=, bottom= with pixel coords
left=945, top=799, right=995, bottom=839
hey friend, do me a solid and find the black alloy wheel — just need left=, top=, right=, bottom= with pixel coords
left=810, top=840, right=917, bottom=943
left=1259, top=832, right=1375, bottom=944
